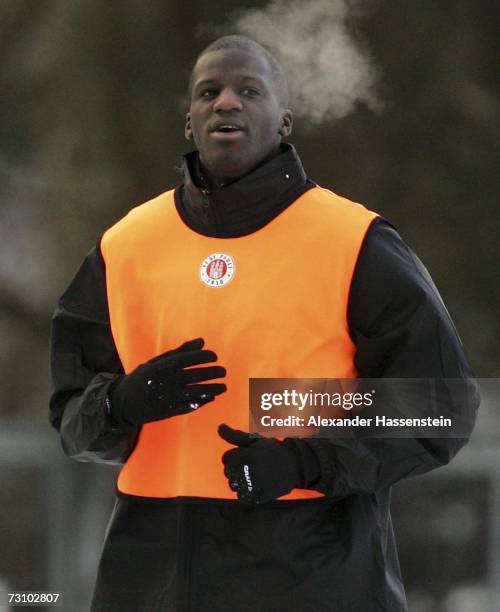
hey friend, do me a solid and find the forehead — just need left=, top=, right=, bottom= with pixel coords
left=192, top=48, right=273, bottom=89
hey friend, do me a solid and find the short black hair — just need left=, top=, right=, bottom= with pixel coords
left=188, top=35, right=289, bottom=106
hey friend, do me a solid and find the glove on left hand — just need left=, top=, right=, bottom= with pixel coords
left=218, top=423, right=310, bottom=504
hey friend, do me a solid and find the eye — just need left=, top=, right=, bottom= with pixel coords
left=199, top=89, right=218, bottom=99
left=241, top=87, right=259, bottom=97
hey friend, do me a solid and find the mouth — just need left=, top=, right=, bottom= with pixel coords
left=210, top=122, right=245, bottom=141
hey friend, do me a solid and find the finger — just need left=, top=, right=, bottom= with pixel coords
left=147, top=339, right=205, bottom=364
left=239, top=491, right=259, bottom=505
left=174, top=338, right=205, bottom=353
left=179, top=365, right=226, bottom=384
left=187, top=395, right=215, bottom=411
left=174, top=349, right=218, bottom=369
left=223, top=462, right=240, bottom=487
left=218, top=423, right=255, bottom=447
left=186, top=383, right=227, bottom=398
left=173, top=394, right=215, bottom=412
left=229, top=480, right=240, bottom=492
left=225, top=471, right=241, bottom=492
left=222, top=449, right=239, bottom=470
left=175, top=384, right=226, bottom=409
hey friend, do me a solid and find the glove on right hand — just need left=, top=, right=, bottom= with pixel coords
left=109, top=338, right=227, bottom=426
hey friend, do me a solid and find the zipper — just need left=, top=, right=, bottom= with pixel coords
left=201, top=187, right=222, bottom=232
left=201, top=188, right=210, bottom=208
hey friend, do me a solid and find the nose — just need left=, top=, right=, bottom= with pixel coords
left=213, top=87, right=243, bottom=113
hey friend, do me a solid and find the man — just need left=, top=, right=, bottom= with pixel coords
left=50, top=35, right=477, bottom=611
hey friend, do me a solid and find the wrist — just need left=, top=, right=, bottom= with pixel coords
left=104, top=395, right=122, bottom=428
left=106, top=375, right=131, bottom=426
left=284, top=438, right=321, bottom=488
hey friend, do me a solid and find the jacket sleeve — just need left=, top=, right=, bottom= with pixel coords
left=304, top=217, right=479, bottom=499
left=49, top=241, right=139, bottom=464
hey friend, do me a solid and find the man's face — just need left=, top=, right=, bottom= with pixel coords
left=185, top=48, right=292, bottom=180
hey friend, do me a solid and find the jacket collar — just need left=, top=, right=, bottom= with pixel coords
left=175, top=143, right=315, bottom=238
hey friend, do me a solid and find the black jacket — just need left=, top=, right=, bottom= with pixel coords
left=49, top=144, right=478, bottom=611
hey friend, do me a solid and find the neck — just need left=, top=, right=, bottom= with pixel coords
left=177, top=143, right=315, bottom=239
left=197, top=160, right=230, bottom=190
left=197, top=147, right=282, bottom=191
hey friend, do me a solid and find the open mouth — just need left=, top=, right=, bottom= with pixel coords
left=214, top=125, right=243, bottom=133
left=210, top=124, right=245, bottom=141
left=211, top=121, right=244, bottom=132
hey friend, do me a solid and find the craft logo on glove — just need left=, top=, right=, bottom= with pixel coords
left=243, top=465, right=253, bottom=491
left=200, top=253, right=235, bottom=288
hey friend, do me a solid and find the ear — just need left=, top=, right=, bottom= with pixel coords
left=185, top=112, right=193, bottom=141
left=278, top=109, right=293, bottom=138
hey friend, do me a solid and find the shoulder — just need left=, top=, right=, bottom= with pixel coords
left=350, top=217, right=450, bottom=334
left=300, top=185, right=379, bottom=229
left=359, top=218, right=441, bottom=297
left=293, top=185, right=379, bottom=247
left=303, top=184, right=377, bottom=217
left=110, top=189, right=175, bottom=230
left=101, top=189, right=176, bottom=250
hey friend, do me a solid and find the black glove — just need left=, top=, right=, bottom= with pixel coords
left=109, top=338, right=227, bottom=426
left=218, top=424, right=320, bottom=504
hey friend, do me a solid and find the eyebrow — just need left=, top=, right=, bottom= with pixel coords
left=194, top=75, right=267, bottom=90
left=193, top=79, right=217, bottom=90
